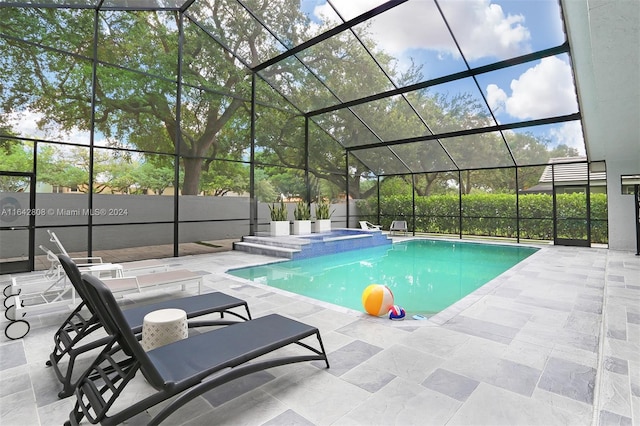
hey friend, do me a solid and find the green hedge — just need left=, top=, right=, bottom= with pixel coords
left=356, top=192, right=608, bottom=243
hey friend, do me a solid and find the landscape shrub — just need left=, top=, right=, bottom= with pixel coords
left=355, top=192, right=608, bottom=243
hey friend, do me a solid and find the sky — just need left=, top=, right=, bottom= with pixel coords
left=9, top=109, right=97, bottom=148
left=306, top=0, right=584, bottom=154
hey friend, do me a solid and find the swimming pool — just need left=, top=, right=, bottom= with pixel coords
left=228, top=239, right=538, bottom=317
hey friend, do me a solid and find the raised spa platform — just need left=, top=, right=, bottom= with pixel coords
left=233, top=228, right=392, bottom=260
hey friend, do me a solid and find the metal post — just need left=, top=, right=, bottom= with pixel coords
left=635, top=184, right=640, bottom=255
left=586, top=163, right=592, bottom=246
left=515, top=166, right=520, bottom=243
left=305, top=118, right=311, bottom=205
left=87, top=9, right=99, bottom=256
left=458, top=170, right=463, bottom=239
left=412, top=174, right=416, bottom=236
left=552, top=165, right=557, bottom=244
left=377, top=175, right=381, bottom=225
left=345, top=150, right=349, bottom=227
left=249, top=74, right=257, bottom=236
left=174, top=12, right=185, bottom=257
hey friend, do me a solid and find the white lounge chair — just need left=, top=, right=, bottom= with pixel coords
left=101, top=268, right=204, bottom=295
left=359, top=221, right=381, bottom=230
left=43, top=230, right=167, bottom=275
left=10, top=246, right=125, bottom=315
left=5, top=267, right=204, bottom=339
left=390, top=220, right=408, bottom=235
left=118, top=259, right=167, bottom=274
left=46, top=230, right=103, bottom=265
left=38, top=245, right=111, bottom=293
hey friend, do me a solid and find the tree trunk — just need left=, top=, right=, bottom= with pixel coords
left=348, top=175, right=361, bottom=199
left=462, top=170, right=472, bottom=195
left=182, top=157, right=203, bottom=195
left=424, top=174, right=438, bottom=196
left=407, top=173, right=438, bottom=196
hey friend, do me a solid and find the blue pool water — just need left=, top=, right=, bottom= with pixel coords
left=228, top=239, right=538, bottom=316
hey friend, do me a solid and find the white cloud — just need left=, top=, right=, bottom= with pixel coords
left=489, top=56, right=578, bottom=120
left=316, top=0, right=531, bottom=60
left=7, top=110, right=94, bottom=146
left=486, top=83, right=508, bottom=113
left=547, top=121, right=585, bottom=153
left=7, top=110, right=44, bottom=138
left=315, top=0, right=386, bottom=22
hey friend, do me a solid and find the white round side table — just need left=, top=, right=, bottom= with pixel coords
left=141, top=308, right=188, bottom=351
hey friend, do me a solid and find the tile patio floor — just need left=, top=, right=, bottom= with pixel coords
left=0, top=239, right=638, bottom=425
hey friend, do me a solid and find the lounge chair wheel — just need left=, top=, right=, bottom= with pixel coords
left=3, top=284, right=14, bottom=298
left=3, top=295, right=16, bottom=309
left=4, top=320, right=30, bottom=340
left=46, top=360, right=52, bottom=366
left=5, top=304, right=17, bottom=321
left=5, top=304, right=25, bottom=321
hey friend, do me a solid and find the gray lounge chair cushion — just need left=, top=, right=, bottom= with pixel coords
left=123, top=291, right=251, bottom=333
left=149, top=314, right=319, bottom=384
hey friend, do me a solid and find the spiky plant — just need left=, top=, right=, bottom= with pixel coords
left=268, top=200, right=288, bottom=221
left=294, top=200, right=311, bottom=220
left=315, top=199, right=334, bottom=220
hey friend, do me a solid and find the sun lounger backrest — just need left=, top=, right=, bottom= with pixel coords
left=48, top=230, right=70, bottom=256
left=40, top=245, right=59, bottom=262
left=82, top=274, right=164, bottom=386
left=359, top=221, right=380, bottom=230
left=390, top=220, right=407, bottom=230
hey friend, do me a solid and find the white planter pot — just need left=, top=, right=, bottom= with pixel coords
left=270, top=220, right=290, bottom=237
left=314, top=219, right=331, bottom=233
left=293, top=220, right=312, bottom=235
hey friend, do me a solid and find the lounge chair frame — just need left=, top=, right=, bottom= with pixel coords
left=4, top=251, right=189, bottom=339
left=41, top=229, right=103, bottom=287
left=3, top=249, right=111, bottom=340
left=359, top=220, right=381, bottom=230
left=100, top=269, right=204, bottom=295
left=390, top=220, right=408, bottom=235
left=47, top=230, right=103, bottom=264
left=49, top=255, right=252, bottom=398
left=37, top=244, right=107, bottom=299
left=66, top=274, right=329, bottom=426
left=47, top=229, right=168, bottom=274
left=39, top=230, right=165, bottom=289
left=7, top=244, right=116, bottom=317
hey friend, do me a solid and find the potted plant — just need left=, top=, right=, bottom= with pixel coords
left=268, top=200, right=289, bottom=237
left=314, top=199, right=333, bottom=233
left=293, top=200, right=312, bottom=235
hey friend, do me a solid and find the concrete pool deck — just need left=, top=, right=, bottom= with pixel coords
left=1, top=239, right=638, bottom=425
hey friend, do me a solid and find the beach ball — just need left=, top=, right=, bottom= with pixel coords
left=388, top=305, right=406, bottom=320
left=362, top=284, right=394, bottom=316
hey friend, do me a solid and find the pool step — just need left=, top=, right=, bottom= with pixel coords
left=241, top=235, right=311, bottom=250
left=233, top=240, right=302, bottom=259
left=233, top=229, right=392, bottom=260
